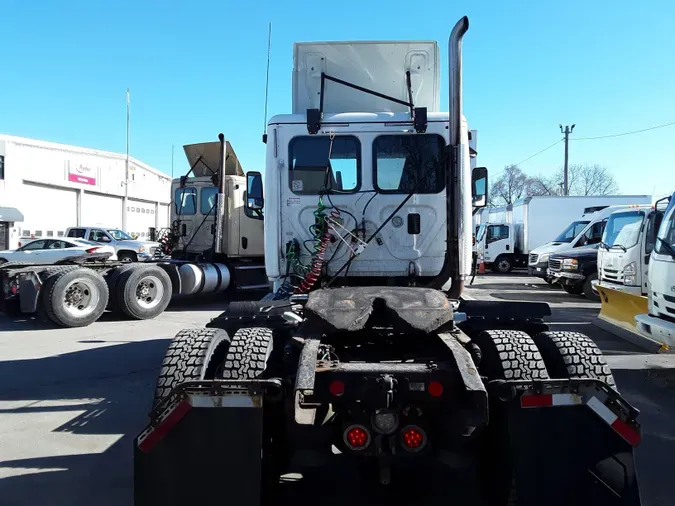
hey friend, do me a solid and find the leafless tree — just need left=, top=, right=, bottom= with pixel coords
left=488, top=165, right=530, bottom=205
left=522, top=164, right=618, bottom=197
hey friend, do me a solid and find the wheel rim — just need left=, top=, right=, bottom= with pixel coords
left=121, top=256, right=132, bottom=263
left=63, top=279, right=99, bottom=317
left=135, top=275, right=164, bottom=309
left=498, top=260, right=510, bottom=272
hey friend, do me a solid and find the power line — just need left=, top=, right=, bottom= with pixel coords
left=573, top=120, right=675, bottom=140
left=513, top=138, right=563, bottom=166
left=490, top=138, right=564, bottom=180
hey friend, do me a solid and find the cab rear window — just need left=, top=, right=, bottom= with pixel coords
left=289, top=136, right=360, bottom=194
left=175, top=188, right=197, bottom=215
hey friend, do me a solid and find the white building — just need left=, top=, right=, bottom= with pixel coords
left=0, top=134, right=172, bottom=250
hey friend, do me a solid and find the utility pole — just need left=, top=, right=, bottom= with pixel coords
left=559, top=124, right=575, bottom=196
left=123, top=88, right=131, bottom=231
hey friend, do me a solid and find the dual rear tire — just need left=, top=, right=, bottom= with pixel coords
left=153, top=326, right=274, bottom=406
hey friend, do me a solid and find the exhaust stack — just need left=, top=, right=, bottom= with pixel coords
left=213, top=133, right=227, bottom=255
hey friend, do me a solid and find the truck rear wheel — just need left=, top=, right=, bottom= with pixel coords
left=40, top=268, right=108, bottom=327
left=153, top=327, right=231, bottom=406
left=532, top=330, right=616, bottom=388
left=116, top=265, right=172, bottom=320
left=220, top=327, right=274, bottom=379
left=472, top=329, right=550, bottom=380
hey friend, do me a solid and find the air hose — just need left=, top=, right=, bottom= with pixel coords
left=296, top=196, right=338, bottom=293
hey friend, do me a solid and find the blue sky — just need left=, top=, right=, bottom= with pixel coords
left=2, top=1, right=674, bottom=197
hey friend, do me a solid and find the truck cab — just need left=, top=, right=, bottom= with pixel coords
left=245, top=37, right=482, bottom=296
left=475, top=222, right=514, bottom=272
left=596, top=205, right=664, bottom=296
left=635, top=192, right=675, bottom=345
left=170, top=140, right=264, bottom=262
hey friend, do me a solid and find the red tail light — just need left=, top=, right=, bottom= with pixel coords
left=329, top=380, right=344, bottom=397
left=428, top=381, right=444, bottom=397
left=343, top=424, right=371, bottom=451
left=86, top=247, right=101, bottom=253
left=400, top=425, right=426, bottom=452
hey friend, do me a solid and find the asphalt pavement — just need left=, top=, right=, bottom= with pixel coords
left=0, top=275, right=673, bottom=505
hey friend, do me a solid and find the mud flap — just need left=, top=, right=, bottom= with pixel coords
left=133, top=380, right=281, bottom=506
left=504, top=386, right=642, bottom=506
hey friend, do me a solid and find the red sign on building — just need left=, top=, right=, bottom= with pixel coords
left=68, top=164, right=96, bottom=185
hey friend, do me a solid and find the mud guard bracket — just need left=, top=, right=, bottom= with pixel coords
left=491, top=379, right=642, bottom=506
left=134, top=379, right=281, bottom=506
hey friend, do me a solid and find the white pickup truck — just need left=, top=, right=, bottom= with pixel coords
left=65, top=226, right=161, bottom=262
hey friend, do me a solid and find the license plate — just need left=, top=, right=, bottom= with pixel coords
left=536, top=268, right=542, bottom=272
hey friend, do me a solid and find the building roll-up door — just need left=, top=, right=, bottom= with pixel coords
left=20, top=183, right=77, bottom=237
left=82, top=192, right=123, bottom=228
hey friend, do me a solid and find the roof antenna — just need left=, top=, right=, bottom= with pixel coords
left=262, top=22, right=272, bottom=144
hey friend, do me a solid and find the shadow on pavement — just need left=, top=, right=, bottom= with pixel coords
left=0, top=339, right=171, bottom=506
left=612, top=367, right=675, bottom=506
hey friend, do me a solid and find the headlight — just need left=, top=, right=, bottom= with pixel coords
left=138, top=246, right=145, bottom=253
left=562, top=258, right=579, bottom=270
left=624, top=261, right=637, bottom=285
left=539, top=253, right=549, bottom=263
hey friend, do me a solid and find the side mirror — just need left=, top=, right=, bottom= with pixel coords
left=472, top=167, right=488, bottom=208
left=246, top=171, right=264, bottom=211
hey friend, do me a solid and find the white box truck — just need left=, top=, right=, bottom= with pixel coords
left=476, top=195, right=651, bottom=274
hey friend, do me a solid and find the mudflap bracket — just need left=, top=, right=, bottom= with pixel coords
left=491, top=378, right=643, bottom=506
left=134, top=379, right=282, bottom=506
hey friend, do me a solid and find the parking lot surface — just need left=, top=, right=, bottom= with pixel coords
left=1, top=275, right=674, bottom=505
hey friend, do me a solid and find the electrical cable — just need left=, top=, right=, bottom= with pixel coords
left=572, top=120, right=675, bottom=140
left=513, top=138, right=563, bottom=166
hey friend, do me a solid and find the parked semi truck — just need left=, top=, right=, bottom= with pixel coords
left=0, top=138, right=268, bottom=328
left=134, top=18, right=643, bottom=506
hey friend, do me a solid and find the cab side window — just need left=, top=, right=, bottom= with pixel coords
left=582, top=219, right=606, bottom=246
left=645, top=212, right=664, bottom=257
left=89, top=230, right=112, bottom=243
left=67, top=228, right=87, bottom=239
left=487, top=225, right=509, bottom=244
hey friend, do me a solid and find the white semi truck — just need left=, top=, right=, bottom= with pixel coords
left=133, top=18, right=643, bottom=506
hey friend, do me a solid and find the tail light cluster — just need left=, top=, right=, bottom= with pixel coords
left=342, top=420, right=428, bottom=453
left=86, top=247, right=101, bottom=254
